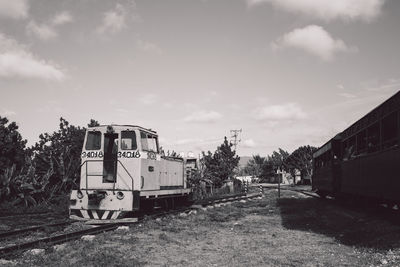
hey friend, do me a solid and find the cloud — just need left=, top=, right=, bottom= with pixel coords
left=97, top=4, right=126, bottom=34
left=26, top=11, right=73, bottom=41
left=184, top=110, right=223, bottom=123
left=0, top=0, right=28, bottom=20
left=173, top=138, right=203, bottom=145
left=96, top=1, right=140, bottom=35
left=338, top=93, right=356, bottom=98
left=0, top=109, right=16, bottom=116
left=97, top=2, right=140, bottom=34
left=136, top=40, right=163, bottom=54
left=272, top=25, right=357, bottom=61
left=254, top=103, right=307, bottom=121
left=0, top=33, right=65, bottom=81
left=172, top=137, right=221, bottom=146
left=139, top=94, right=158, bottom=105
left=247, top=0, right=385, bottom=22
left=52, top=11, right=73, bottom=26
left=26, top=21, right=57, bottom=41
left=242, top=139, right=256, bottom=148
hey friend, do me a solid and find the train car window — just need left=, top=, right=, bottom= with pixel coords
left=366, top=123, right=380, bottom=153
left=85, top=131, right=101, bottom=150
left=382, top=112, right=398, bottom=149
left=356, top=130, right=367, bottom=155
left=343, top=138, right=355, bottom=160
left=140, top=132, right=149, bottom=151
left=121, top=131, right=137, bottom=150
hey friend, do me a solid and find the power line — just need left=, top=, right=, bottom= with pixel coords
left=230, top=129, right=242, bottom=151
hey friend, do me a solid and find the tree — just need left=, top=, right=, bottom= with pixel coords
left=244, top=154, right=265, bottom=177
left=260, top=159, right=275, bottom=181
left=1, top=117, right=100, bottom=206
left=88, top=119, right=100, bottom=127
left=270, top=148, right=290, bottom=172
left=284, top=145, right=317, bottom=184
left=31, top=117, right=99, bottom=197
left=252, top=149, right=289, bottom=182
left=0, top=116, right=27, bottom=175
left=202, top=137, right=240, bottom=187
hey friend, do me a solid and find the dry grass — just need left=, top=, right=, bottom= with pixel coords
left=8, top=190, right=400, bottom=266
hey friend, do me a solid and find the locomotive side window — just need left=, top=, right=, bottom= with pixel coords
left=382, top=112, right=398, bottom=149
left=148, top=135, right=158, bottom=152
left=140, top=131, right=159, bottom=152
left=85, top=131, right=101, bottom=150
left=140, top=132, right=149, bottom=151
left=121, top=131, right=137, bottom=150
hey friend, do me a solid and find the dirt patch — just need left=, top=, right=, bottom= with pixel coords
left=7, top=190, right=400, bottom=266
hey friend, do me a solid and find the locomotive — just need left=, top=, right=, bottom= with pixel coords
left=69, top=125, right=192, bottom=220
left=312, top=91, right=400, bottom=205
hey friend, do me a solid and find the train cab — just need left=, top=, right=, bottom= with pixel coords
left=69, top=125, right=192, bottom=220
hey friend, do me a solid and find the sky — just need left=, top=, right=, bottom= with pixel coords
left=1, top=0, right=400, bottom=157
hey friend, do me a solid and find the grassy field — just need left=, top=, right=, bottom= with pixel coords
left=5, top=189, right=400, bottom=266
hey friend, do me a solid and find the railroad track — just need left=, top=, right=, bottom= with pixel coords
left=0, top=223, right=118, bottom=258
left=260, top=185, right=320, bottom=199
left=266, top=185, right=400, bottom=220
left=0, top=221, right=73, bottom=240
left=0, top=212, right=55, bottom=220
left=0, top=192, right=261, bottom=258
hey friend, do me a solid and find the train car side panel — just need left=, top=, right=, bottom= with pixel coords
left=141, top=158, right=160, bottom=191
left=159, top=158, right=185, bottom=189
left=312, top=166, right=334, bottom=193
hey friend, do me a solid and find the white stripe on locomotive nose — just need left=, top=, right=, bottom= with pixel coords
left=102, top=211, right=110, bottom=219
left=111, top=211, right=120, bottom=219
left=92, top=210, right=99, bottom=219
left=81, top=210, right=90, bottom=219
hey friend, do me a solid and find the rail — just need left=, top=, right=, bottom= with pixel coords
left=0, top=192, right=263, bottom=257
left=0, top=223, right=118, bottom=258
left=79, top=159, right=134, bottom=194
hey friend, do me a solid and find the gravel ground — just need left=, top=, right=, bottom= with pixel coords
left=3, top=189, right=400, bottom=266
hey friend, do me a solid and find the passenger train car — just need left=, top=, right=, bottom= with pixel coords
left=312, top=91, right=400, bottom=204
left=69, top=125, right=192, bottom=220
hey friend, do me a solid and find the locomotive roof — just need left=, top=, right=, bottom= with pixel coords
left=88, top=124, right=157, bottom=134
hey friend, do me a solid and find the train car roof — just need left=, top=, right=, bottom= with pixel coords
left=88, top=124, right=157, bottom=134
left=340, top=90, right=400, bottom=139
left=314, top=90, right=400, bottom=156
left=313, top=134, right=341, bottom=158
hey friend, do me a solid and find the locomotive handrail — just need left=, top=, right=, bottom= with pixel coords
left=79, top=159, right=134, bottom=194
left=114, top=160, right=135, bottom=193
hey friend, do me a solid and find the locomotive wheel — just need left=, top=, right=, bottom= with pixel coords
left=141, top=199, right=155, bottom=211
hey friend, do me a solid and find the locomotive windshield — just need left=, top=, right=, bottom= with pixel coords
left=85, top=131, right=101, bottom=150
left=121, top=130, right=137, bottom=150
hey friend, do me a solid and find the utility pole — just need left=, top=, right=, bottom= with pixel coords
left=230, top=129, right=242, bottom=151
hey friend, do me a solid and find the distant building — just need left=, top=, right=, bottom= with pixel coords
left=235, top=176, right=253, bottom=183
left=276, top=169, right=301, bottom=185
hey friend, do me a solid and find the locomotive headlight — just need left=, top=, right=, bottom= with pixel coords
left=117, top=191, right=124, bottom=200
left=77, top=190, right=84, bottom=199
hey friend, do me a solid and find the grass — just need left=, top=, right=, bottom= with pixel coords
left=7, top=189, right=400, bottom=266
